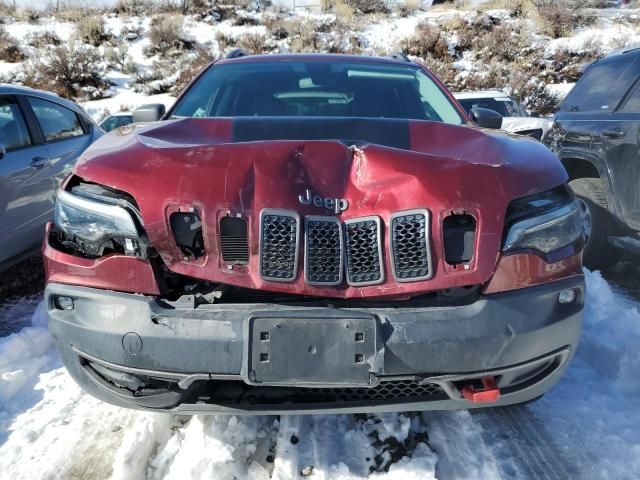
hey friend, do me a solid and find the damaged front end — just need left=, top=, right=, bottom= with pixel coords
left=44, top=117, right=585, bottom=413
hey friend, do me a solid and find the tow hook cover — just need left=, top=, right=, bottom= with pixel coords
left=462, top=376, right=501, bottom=403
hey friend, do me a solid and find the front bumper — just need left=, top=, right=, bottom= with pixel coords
left=46, top=276, right=584, bottom=414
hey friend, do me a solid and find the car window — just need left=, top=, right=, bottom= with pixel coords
left=171, top=61, right=464, bottom=125
left=28, top=97, right=85, bottom=142
left=563, top=55, right=639, bottom=113
left=457, top=97, right=515, bottom=117
left=0, top=97, right=32, bottom=151
left=620, top=82, right=640, bottom=113
left=101, top=114, right=133, bottom=132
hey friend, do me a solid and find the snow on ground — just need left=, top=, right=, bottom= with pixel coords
left=0, top=270, right=639, bottom=480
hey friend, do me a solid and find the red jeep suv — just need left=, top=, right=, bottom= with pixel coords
left=44, top=53, right=585, bottom=414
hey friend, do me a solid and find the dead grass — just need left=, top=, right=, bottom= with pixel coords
left=113, top=0, right=154, bottom=16
left=76, top=16, right=113, bottom=47
left=26, top=30, right=61, bottom=48
left=237, top=32, right=271, bottom=54
left=216, top=31, right=237, bottom=53
left=146, top=14, right=190, bottom=56
left=533, top=0, right=596, bottom=38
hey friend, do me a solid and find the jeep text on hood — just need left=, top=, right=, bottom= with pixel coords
left=44, top=54, right=585, bottom=414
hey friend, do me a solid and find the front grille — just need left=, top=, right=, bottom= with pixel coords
left=260, top=210, right=299, bottom=281
left=390, top=210, right=432, bottom=281
left=193, top=379, right=447, bottom=405
left=220, top=216, right=249, bottom=264
left=258, top=209, right=435, bottom=286
left=344, top=217, right=383, bottom=286
left=305, top=216, right=343, bottom=285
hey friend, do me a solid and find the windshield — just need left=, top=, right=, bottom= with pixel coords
left=170, top=60, right=463, bottom=124
left=457, top=97, right=523, bottom=117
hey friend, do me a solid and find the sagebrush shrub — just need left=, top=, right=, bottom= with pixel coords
left=172, top=46, right=215, bottom=93
left=0, top=27, right=25, bottom=62
left=399, top=21, right=450, bottom=61
left=21, top=44, right=111, bottom=100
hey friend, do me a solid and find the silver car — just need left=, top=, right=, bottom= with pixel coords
left=0, top=85, right=102, bottom=270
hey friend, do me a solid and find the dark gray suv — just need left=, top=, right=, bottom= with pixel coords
left=544, top=47, right=640, bottom=267
left=0, top=85, right=101, bottom=270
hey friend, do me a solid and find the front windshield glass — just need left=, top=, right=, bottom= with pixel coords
left=170, top=60, right=463, bottom=124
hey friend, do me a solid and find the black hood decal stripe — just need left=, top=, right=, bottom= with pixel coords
left=232, top=117, right=411, bottom=150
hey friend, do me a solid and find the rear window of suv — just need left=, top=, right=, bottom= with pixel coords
left=562, top=55, right=640, bottom=113
left=170, top=60, right=464, bottom=125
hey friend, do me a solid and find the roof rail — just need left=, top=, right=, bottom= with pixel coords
left=226, top=49, right=248, bottom=59
left=389, top=51, right=411, bottom=63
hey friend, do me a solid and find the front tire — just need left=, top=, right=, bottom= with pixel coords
left=569, top=178, right=613, bottom=269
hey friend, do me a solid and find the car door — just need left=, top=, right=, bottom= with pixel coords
left=555, top=54, right=640, bottom=222
left=586, top=55, right=640, bottom=227
left=604, top=81, right=640, bottom=230
left=26, top=96, right=96, bottom=207
left=0, top=95, right=53, bottom=264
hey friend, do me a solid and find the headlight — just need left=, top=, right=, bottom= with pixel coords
left=53, top=187, right=145, bottom=258
left=504, top=187, right=582, bottom=254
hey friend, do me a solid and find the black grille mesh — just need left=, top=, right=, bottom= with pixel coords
left=305, top=380, right=445, bottom=402
left=261, top=213, right=298, bottom=280
left=305, top=219, right=342, bottom=284
left=344, top=219, right=382, bottom=285
left=202, top=380, right=447, bottom=405
left=391, top=212, right=430, bottom=280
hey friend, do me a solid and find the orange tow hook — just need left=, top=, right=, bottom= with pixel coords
left=462, top=376, right=501, bottom=404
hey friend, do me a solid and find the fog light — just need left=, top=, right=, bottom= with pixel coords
left=55, top=296, right=74, bottom=310
left=558, top=289, right=577, bottom=305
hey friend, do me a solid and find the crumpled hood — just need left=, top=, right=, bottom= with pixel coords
left=73, top=117, right=567, bottom=298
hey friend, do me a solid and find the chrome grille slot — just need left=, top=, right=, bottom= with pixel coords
left=390, top=210, right=432, bottom=281
left=260, top=209, right=300, bottom=281
left=305, top=216, right=343, bottom=285
left=344, top=216, right=384, bottom=286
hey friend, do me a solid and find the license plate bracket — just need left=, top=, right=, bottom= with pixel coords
left=245, top=314, right=382, bottom=387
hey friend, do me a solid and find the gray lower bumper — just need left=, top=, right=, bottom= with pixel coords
left=46, top=277, right=584, bottom=414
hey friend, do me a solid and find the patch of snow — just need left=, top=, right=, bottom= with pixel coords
left=4, top=19, right=76, bottom=43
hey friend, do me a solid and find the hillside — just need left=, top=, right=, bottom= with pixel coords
left=1, top=0, right=639, bottom=120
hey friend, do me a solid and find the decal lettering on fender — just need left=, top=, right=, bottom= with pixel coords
left=298, top=189, right=349, bottom=215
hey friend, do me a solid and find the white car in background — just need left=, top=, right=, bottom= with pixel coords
left=454, top=90, right=553, bottom=141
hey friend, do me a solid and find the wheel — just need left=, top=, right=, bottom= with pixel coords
left=569, top=178, right=614, bottom=269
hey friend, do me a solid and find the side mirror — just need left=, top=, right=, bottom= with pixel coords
left=0, top=143, right=5, bottom=160
left=470, top=107, right=503, bottom=129
left=132, top=103, right=166, bottom=124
